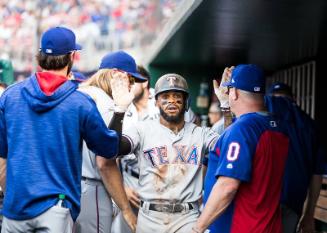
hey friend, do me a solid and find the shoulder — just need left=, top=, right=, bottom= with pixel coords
left=78, top=85, right=108, bottom=99
left=0, top=78, right=31, bottom=108
left=1, top=78, right=29, bottom=96
left=78, top=85, right=113, bottom=108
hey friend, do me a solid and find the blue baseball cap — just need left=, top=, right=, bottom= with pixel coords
left=99, top=51, right=147, bottom=82
left=222, top=64, right=265, bottom=93
left=40, top=27, right=82, bottom=55
left=267, top=82, right=293, bottom=96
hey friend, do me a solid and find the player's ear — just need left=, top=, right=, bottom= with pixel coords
left=142, top=81, right=148, bottom=89
left=230, top=88, right=238, bottom=101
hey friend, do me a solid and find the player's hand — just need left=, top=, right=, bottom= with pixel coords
left=297, top=214, right=315, bottom=233
left=213, top=66, right=234, bottom=109
left=110, top=70, right=135, bottom=112
left=121, top=208, right=137, bottom=233
left=125, top=186, right=140, bottom=209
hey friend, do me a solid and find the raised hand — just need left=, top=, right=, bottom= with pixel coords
left=110, top=70, right=135, bottom=112
left=213, top=66, right=234, bottom=109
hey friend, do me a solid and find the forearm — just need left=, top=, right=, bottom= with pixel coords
left=195, top=177, right=240, bottom=232
left=303, top=174, right=322, bottom=216
left=96, top=156, right=132, bottom=212
left=0, top=158, right=6, bottom=191
left=109, top=112, right=132, bottom=155
left=222, top=110, right=233, bottom=129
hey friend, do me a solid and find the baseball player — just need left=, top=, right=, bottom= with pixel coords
left=111, top=65, right=159, bottom=233
left=74, top=51, right=147, bottom=233
left=194, top=64, right=290, bottom=233
left=0, top=27, right=119, bottom=233
left=109, top=73, right=218, bottom=233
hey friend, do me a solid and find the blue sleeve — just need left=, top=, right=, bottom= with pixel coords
left=0, top=95, right=7, bottom=158
left=81, top=104, right=118, bottom=159
left=215, top=125, right=255, bottom=182
left=0, top=109, right=7, bottom=158
left=313, top=127, right=327, bottom=174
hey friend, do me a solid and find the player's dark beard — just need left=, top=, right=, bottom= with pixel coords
left=159, top=106, right=185, bottom=124
left=133, top=88, right=145, bottom=104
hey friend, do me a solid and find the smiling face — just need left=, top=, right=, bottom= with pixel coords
left=156, top=90, right=186, bottom=124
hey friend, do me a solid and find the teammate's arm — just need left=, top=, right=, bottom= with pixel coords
left=108, top=71, right=134, bottom=155
left=108, top=112, right=132, bottom=155
left=0, top=157, right=6, bottom=191
left=96, top=156, right=136, bottom=232
left=297, top=174, right=322, bottom=233
left=193, top=176, right=240, bottom=233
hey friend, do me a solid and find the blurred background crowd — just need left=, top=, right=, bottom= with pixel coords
left=0, top=0, right=182, bottom=73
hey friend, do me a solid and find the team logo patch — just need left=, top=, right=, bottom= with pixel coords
left=254, top=87, right=261, bottom=92
left=227, top=163, right=233, bottom=169
left=166, top=76, right=177, bottom=87
left=45, top=49, right=53, bottom=54
left=270, top=120, right=277, bottom=127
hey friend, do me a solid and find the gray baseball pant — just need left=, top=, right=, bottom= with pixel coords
left=1, top=205, right=73, bottom=233
left=136, top=202, right=199, bottom=233
left=74, top=178, right=113, bottom=233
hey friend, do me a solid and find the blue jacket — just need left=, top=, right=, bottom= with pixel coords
left=265, top=96, right=326, bottom=215
left=0, top=75, right=118, bottom=220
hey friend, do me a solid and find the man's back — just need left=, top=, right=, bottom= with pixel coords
left=205, top=112, right=289, bottom=233
left=265, top=96, right=326, bottom=214
left=0, top=75, right=118, bottom=221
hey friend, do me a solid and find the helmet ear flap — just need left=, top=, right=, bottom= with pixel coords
left=184, top=94, right=190, bottom=110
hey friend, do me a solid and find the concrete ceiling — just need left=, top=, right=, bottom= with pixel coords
left=148, top=0, right=327, bottom=72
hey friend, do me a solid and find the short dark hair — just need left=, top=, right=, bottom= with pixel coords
left=36, top=51, right=72, bottom=70
left=0, top=82, right=8, bottom=89
left=137, top=65, right=151, bottom=89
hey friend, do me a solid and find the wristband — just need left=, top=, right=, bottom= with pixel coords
left=114, top=105, right=128, bottom=113
left=221, top=107, right=230, bottom=112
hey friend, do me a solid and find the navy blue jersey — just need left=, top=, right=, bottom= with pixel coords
left=265, top=96, right=327, bottom=215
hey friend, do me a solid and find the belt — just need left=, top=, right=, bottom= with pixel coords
left=140, top=201, right=195, bottom=213
left=81, top=177, right=103, bottom=184
left=124, top=165, right=139, bottom=179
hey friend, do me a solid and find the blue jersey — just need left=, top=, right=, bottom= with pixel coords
left=265, top=96, right=327, bottom=215
left=0, top=74, right=118, bottom=220
left=204, top=112, right=289, bottom=233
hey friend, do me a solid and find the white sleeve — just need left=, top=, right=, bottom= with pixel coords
left=204, top=127, right=219, bottom=153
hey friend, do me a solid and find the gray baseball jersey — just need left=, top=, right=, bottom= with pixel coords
left=123, top=120, right=218, bottom=203
left=79, top=86, right=115, bottom=180
left=75, top=85, right=115, bottom=233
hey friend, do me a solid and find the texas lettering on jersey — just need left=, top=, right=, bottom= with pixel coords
left=143, top=144, right=200, bottom=167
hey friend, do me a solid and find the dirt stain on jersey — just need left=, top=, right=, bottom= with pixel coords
left=154, top=164, right=169, bottom=193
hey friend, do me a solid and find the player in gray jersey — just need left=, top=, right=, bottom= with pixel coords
left=111, top=66, right=159, bottom=233
left=74, top=51, right=148, bottom=233
left=110, top=73, right=219, bottom=233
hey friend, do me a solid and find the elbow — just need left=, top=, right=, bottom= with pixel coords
left=219, top=177, right=240, bottom=200
left=96, top=156, right=114, bottom=172
left=223, top=185, right=238, bottom=199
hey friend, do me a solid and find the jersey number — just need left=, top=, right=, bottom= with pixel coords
left=226, top=142, right=240, bottom=161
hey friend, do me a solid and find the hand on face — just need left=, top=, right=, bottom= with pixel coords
left=110, top=70, right=135, bottom=112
